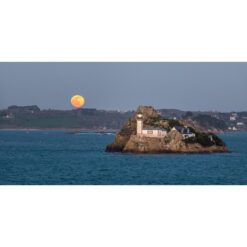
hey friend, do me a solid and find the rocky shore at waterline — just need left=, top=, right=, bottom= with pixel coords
left=106, top=106, right=229, bottom=154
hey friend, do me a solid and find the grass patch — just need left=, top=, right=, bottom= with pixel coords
left=23, top=117, right=80, bottom=128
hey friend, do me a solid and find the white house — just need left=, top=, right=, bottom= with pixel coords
left=230, top=116, right=236, bottom=121
left=136, top=113, right=167, bottom=137
left=172, top=126, right=195, bottom=139
left=237, top=122, right=244, bottom=126
left=228, top=126, right=238, bottom=131
left=142, top=128, right=167, bottom=137
left=4, top=113, right=14, bottom=119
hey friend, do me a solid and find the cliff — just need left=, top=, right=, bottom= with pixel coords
left=106, top=106, right=229, bottom=154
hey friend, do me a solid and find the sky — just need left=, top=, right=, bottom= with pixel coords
left=0, top=62, right=246, bottom=112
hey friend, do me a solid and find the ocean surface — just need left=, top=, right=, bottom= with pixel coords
left=0, top=130, right=247, bottom=185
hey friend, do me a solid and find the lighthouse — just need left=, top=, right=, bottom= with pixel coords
left=136, top=112, right=143, bottom=135
left=136, top=112, right=167, bottom=137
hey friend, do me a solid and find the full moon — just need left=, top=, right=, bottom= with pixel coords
left=71, top=95, right=85, bottom=108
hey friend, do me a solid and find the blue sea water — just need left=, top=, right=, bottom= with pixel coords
left=0, top=130, right=247, bottom=185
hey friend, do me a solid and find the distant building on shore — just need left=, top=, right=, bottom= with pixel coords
left=237, top=122, right=244, bottom=126
left=4, top=113, right=14, bottom=119
left=228, top=126, right=238, bottom=131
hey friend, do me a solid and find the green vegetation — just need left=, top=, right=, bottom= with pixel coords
left=23, top=117, right=79, bottom=128
left=145, top=116, right=183, bottom=130
left=144, top=116, right=166, bottom=129
left=146, top=116, right=165, bottom=125
left=0, top=105, right=245, bottom=133
left=167, top=119, right=183, bottom=128
left=196, top=132, right=214, bottom=147
left=208, top=132, right=225, bottom=146
left=193, top=114, right=227, bottom=130
left=0, top=106, right=134, bottom=129
left=8, top=105, right=40, bottom=112
left=184, top=111, right=193, bottom=118
left=184, top=132, right=225, bottom=147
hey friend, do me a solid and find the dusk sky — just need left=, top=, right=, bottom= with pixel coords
left=0, top=62, right=246, bottom=112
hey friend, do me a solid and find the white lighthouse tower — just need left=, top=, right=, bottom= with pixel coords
left=136, top=112, right=143, bottom=135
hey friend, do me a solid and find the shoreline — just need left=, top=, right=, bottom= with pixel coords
left=0, top=127, right=119, bottom=131
left=106, top=149, right=231, bottom=155
left=0, top=128, right=246, bottom=134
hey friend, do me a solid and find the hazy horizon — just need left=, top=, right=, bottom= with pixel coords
left=0, top=62, right=246, bottom=112
left=1, top=105, right=247, bottom=113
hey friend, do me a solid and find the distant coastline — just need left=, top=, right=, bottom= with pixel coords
left=1, top=128, right=247, bottom=134
left=0, top=127, right=119, bottom=131
left=0, top=105, right=247, bottom=133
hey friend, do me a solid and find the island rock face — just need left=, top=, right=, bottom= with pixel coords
left=106, top=106, right=229, bottom=154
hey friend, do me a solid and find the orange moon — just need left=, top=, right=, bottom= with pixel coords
left=71, top=95, right=85, bottom=108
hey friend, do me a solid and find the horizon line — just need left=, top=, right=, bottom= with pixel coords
left=0, top=105, right=246, bottom=113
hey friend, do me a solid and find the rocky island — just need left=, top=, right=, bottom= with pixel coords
left=106, top=106, right=229, bottom=154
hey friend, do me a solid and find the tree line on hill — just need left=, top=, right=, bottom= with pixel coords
left=0, top=105, right=246, bottom=132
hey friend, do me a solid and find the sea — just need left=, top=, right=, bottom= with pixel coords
left=0, top=130, right=247, bottom=185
